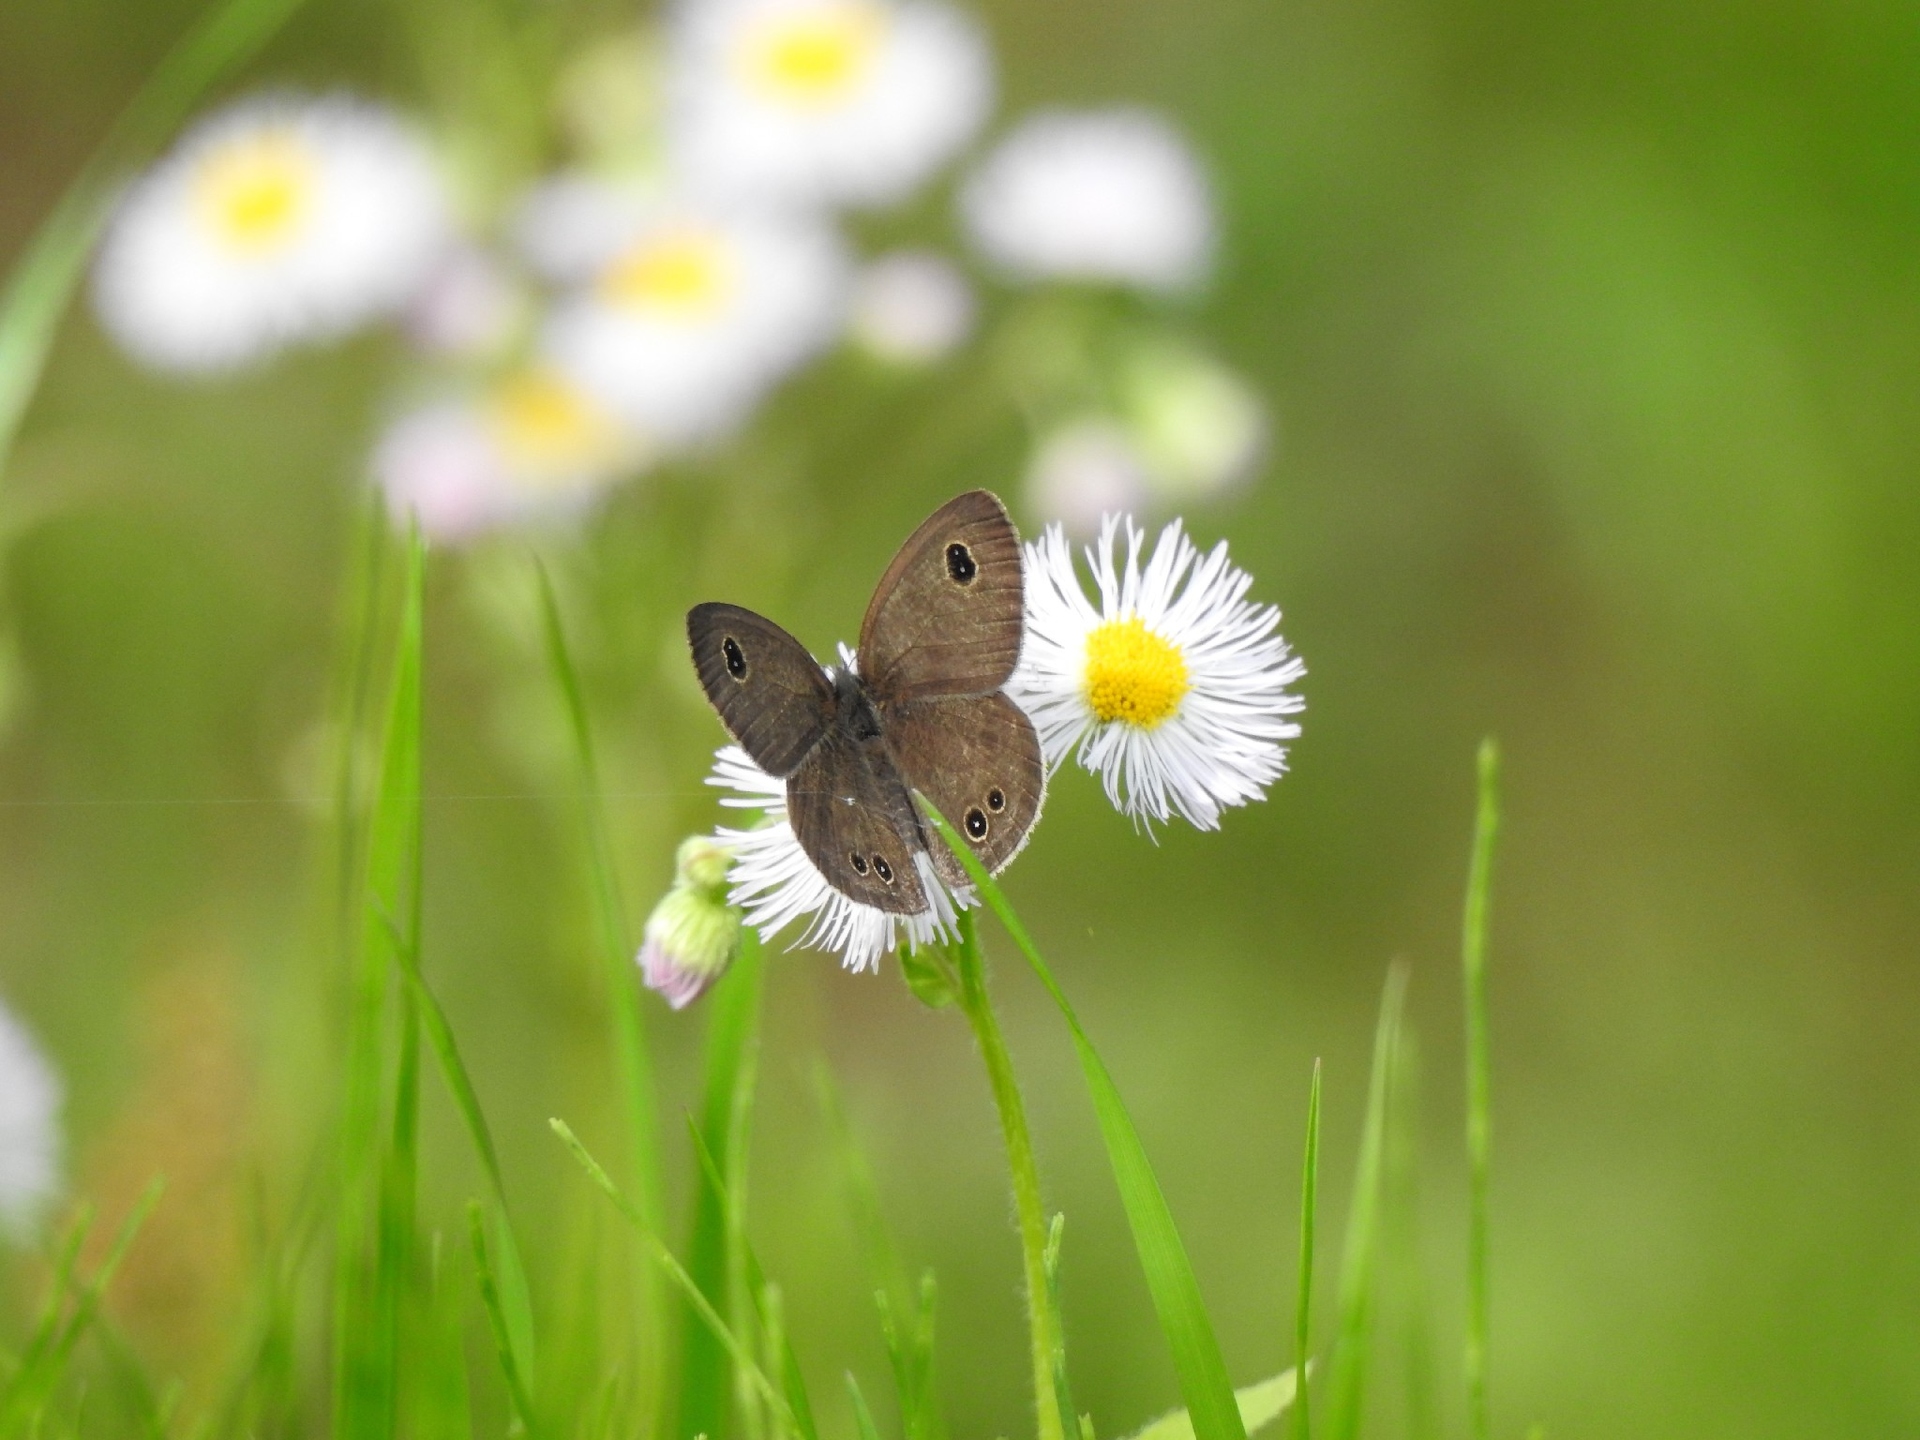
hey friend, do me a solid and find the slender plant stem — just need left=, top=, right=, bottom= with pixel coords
left=1462, top=739, right=1501, bottom=1440
left=950, top=911, right=1066, bottom=1440
left=1293, top=1059, right=1321, bottom=1440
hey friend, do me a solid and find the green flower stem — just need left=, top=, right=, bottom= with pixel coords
left=950, top=910, right=1066, bottom=1440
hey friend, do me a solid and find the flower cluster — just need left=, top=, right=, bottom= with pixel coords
left=643, top=514, right=1303, bottom=1002
left=92, top=2, right=1264, bottom=543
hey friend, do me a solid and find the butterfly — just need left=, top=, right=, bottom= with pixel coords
left=687, top=490, right=1044, bottom=914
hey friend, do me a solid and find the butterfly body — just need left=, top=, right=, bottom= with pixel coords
left=688, top=491, right=1045, bottom=915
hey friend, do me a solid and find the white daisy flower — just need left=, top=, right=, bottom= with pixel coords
left=542, top=198, right=850, bottom=445
left=92, top=94, right=452, bottom=374
left=0, top=998, right=62, bottom=1242
left=639, top=836, right=744, bottom=1009
left=1009, top=515, right=1304, bottom=830
left=373, top=366, right=645, bottom=542
left=850, top=249, right=976, bottom=364
left=961, top=108, right=1213, bottom=293
left=668, top=0, right=992, bottom=210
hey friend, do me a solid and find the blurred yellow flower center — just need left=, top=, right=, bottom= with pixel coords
left=1083, top=617, right=1189, bottom=729
left=196, top=131, right=315, bottom=252
left=743, top=3, right=882, bottom=106
left=601, top=230, right=732, bottom=317
left=486, top=371, right=623, bottom=486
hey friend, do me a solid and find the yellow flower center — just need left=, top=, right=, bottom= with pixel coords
left=485, top=370, right=624, bottom=488
left=600, top=228, right=733, bottom=318
left=195, top=130, right=316, bottom=252
left=742, top=2, right=883, bottom=107
left=1082, top=616, right=1189, bottom=729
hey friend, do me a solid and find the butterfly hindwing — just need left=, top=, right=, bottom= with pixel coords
left=884, top=691, right=1046, bottom=887
left=786, top=731, right=931, bottom=915
left=858, top=490, right=1025, bottom=703
left=687, top=603, right=834, bottom=778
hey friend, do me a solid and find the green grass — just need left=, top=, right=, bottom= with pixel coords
left=1293, top=1060, right=1321, bottom=1440
left=1461, top=741, right=1500, bottom=1440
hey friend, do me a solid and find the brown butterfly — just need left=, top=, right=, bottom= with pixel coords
left=687, top=490, right=1045, bottom=915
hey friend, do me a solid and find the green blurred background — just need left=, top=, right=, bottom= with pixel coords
left=4, top=0, right=1919, bottom=1437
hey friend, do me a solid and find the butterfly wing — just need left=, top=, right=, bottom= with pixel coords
left=858, top=490, right=1025, bottom=703
left=786, top=732, right=931, bottom=915
left=687, top=603, right=834, bottom=778
left=884, top=692, right=1046, bottom=888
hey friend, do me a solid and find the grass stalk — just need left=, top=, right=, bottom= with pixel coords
left=1293, top=1060, right=1321, bottom=1440
left=1323, top=963, right=1409, bottom=1440
left=1462, top=739, right=1500, bottom=1440
left=949, top=909, right=1068, bottom=1440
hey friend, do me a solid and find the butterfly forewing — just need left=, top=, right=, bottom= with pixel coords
left=687, top=603, right=834, bottom=778
left=858, top=490, right=1025, bottom=703
left=884, top=692, right=1045, bottom=887
left=786, top=732, right=930, bottom=915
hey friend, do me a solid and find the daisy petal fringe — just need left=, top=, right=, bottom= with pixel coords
left=1010, top=515, right=1304, bottom=831
left=708, top=745, right=969, bottom=974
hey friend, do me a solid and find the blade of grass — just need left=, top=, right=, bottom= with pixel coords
left=469, top=1203, right=539, bottom=1438
left=1462, top=740, right=1500, bottom=1440
left=534, top=563, right=661, bottom=1217
left=0, top=1180, right=163, bottom=1432
left=1293, top=1060, right=1321, bottom=1440
left=1120, top=1369, right=1305, bottom=1440
left=0, top=0, right=309, bottom=481
left=1322, top=964, right=1409, bottom=1440
left=920, top=802, right=1247, bottom=1440
left=674, top=930, right=766, bottom=1440
left=845, top=1374, right=883, bottom=1440
left=548, top=1120, right=798, bottom=1437
left=684, top=1122, right=820, bottom=1440
left=1387, top=1032, right=1437, bottom=1440
left=333, top=531, right=424, bottom=1440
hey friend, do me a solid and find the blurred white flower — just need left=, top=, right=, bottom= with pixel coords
left=850, top=249, right=975, bottom=364
left=543, top=200, right=850, bottom=445
left=373, top=367, right=643, bottom=541
left=511, top=173, right=658, bottom=286
left=639, top=836, right=743, bottom=1009
left=709, top=726, right=970, bottom=975
left=402, top=244, right=529, bottom=361
left=1025, top=418, right=1152, bottom=536
left=1009, top=516, right=1303, bottom=829
left=1121, top=340, right=1268, bottom=501
left=962, top=108, right=1213, bottom=293
left=92, top=94, right=452, bottom=373
left=669, top=0, right=992, bottom=209
left=0, top=999, right=62, bottom=1242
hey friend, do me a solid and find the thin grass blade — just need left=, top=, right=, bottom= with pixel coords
left=1293, top=1060, right=1321, bottom=1440
left=1322, top=964, right=1409, bottom=1440
left=919, top=803, right=1247, bottom=1440
left=534, top=563, right=661, bottom=1220
left=0, top=0, right=309, bottom=480
left=469, top=1203, right=539, bottom=1438
left=1120, top=1369, right=1305, bottom=1440
left=674, top=931, right=766, bottom=1440
left=1462, top=739, right=1500, bottom=1440
left=549, top=1120, right=798, bottom=1436
left=333, top=531, right=424, bottom=1440
left=845, top=1373, right=884, bottom=1440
